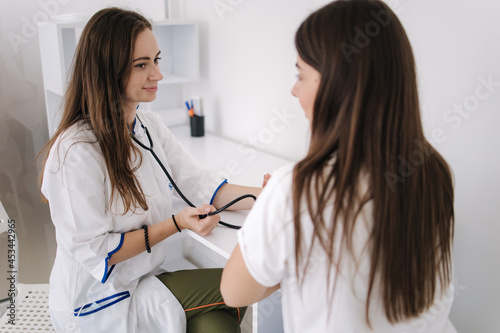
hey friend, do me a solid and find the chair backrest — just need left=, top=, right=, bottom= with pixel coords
left=0, top=201, right=54, bottom=332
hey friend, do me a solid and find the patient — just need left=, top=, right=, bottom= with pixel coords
left=221, top=1, right=456, bottom=332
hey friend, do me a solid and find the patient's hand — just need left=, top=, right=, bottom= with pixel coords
left=262, top=173, right=271, bottom=187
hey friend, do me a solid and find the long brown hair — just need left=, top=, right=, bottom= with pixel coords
left=39, top=8, right=152, bottom=213
left=292, top=0, right=454, bottom=324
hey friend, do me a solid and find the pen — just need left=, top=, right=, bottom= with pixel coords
left=185, top=101, right=194, bottom=117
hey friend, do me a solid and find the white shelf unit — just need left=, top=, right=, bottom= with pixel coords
left=38, top=18, right=87, bottom=137
left=38, top=17, right=199, bottom=137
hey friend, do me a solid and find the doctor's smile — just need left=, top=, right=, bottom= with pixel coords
left=143, top=86, right=158, bottom=92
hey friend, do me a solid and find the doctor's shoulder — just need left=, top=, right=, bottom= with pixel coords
left=47, top=121, right=104, bottom=170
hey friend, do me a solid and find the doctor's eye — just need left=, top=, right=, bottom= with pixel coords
left=135, top=63, right=147, bottom=69
left=154, top=57, right=162, bottom=65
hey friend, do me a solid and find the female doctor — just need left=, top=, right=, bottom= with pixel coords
left=39, top=7, right=262, bottom=333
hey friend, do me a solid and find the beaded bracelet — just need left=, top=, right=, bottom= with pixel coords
left=172, top=214, right=182, bottom=233
left=141, top=225, right=151, bottom=253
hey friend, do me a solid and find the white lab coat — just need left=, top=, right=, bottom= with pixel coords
left=42, top=109, right=225, bottom=332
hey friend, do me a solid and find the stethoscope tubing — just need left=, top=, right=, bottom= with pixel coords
left=130, top=116, right=255, bottom=229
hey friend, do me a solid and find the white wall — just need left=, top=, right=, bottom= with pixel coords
left=0, top=0, right=498, bottom=331
left=183, top=0, right=318, bottom=162
left=183, top=0, right=500, bottom=332
left=398, top=2, right=500, bottom=332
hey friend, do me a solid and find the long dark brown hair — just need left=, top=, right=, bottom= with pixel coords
left=292, top=0, right=454, bottom=324
left=39, top=8, right=151, bottom=213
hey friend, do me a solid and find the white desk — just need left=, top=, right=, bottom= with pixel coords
left=170, top=125, right=292, bottom=259
left=169, top=125, right=292, bottom=333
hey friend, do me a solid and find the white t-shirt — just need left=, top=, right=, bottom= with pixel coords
left=238, top=163, right=457, bottom=333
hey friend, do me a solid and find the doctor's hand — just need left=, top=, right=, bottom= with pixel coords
left=175, top=204, right=220, bottom=237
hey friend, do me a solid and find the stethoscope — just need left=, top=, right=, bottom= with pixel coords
left=129, top=115, right=255, bottom=229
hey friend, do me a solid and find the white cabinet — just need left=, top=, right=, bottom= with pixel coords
left=146, top=20, right=199, bottom=126
left=38, top=16, right=199, bottom=136
left=38, top=16, right=87, bottom=137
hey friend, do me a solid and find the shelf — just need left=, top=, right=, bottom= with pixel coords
left=145, top=107, right=189, bottom=127
left=45, top=86, right=64, bottom=97
left=44, top=90, right=64, bottom=137
left=38, top=13, right=89, bottom=28
left=159, top=75, right=198, bottom=84
left=153, top=19, right=198, bottom=26
left=153, top=23, right=199, bottom=81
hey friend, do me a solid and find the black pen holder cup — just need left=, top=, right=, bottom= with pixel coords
left=190, top=116, right=205, bottom=137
